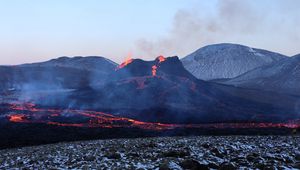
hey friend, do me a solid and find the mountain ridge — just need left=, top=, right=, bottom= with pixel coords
left=19, top=56, right=118, bottom=73
left=220, top=53, right=300, bottom=95
left=0, top=56, right=117, bottom=91
left=21, top=56, right=298, bottom=124
left=181, top=43, right=287, bottom=80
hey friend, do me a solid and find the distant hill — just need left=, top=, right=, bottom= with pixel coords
left=181, top=43, right=286, bottom=80
left=20, top=56, right=117, bottom=73
left=220, top=54, right=300, bottom=96
left=0, top=56, right=117, bottom=91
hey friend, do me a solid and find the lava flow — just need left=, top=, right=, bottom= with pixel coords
left=151, top=55, right=166, bottom=76
left=8, top=114, right=27, bottom=123
left=3, top=102, right=300, bottom=131
left=4, top=102, right=179, bottom=130
left=152, top=65, right=157, bottom=76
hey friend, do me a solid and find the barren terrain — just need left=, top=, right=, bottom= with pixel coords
left=1, top=136, right=300, bottom=169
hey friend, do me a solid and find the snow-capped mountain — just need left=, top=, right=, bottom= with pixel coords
left=220, top=54, right=300, bottom=96
left=181, top=43, right=287, bottom=80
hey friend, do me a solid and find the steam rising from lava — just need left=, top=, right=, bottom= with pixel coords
left=4, top=102, right=181, bottom=130
left=5, top=102, right=300, bottom=130
left=2, top=55, right=300, bottom=131
left=135, top=0, right=300, bottom=58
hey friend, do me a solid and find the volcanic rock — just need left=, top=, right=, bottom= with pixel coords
left=1, top=136, right=299, bottom=169
left=180, top=159, right=209, bottom=170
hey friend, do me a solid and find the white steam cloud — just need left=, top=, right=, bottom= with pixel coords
left=135, top=0, right=300, bottom=59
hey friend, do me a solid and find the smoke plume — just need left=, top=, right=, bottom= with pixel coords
left=135, top=0, right=300, bottom=58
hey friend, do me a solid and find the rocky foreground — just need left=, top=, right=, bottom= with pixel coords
left=0, top=136, right=300, bottom=169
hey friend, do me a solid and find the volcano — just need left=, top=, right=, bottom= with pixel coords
left=1, top=56, right=299, bottom=149
left=19, top=56, right=299, bottom=124
left=113, top=56, right=195, bottom=79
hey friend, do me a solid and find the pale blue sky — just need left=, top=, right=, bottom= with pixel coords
left=0, top=0, right=299, bottom=64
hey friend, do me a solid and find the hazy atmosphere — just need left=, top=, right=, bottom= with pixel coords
left=1, top=1, right=300, bottom=169
left=0, top=0, right=299, bottom=64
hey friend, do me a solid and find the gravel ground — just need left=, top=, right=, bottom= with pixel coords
left=0, top=136, right=300, bottom=169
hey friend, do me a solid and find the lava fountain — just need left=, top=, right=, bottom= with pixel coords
left=116, top=53, right=134, bottom=70
left=157, top=55, right=166, bottom=63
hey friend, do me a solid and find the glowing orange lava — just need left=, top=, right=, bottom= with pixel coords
left=5, top=103, right=300, bottom=131
left=157, top=55, right=166, bottom=63
left=152, top=65, right=157, bottom=76
left=9, top=102, right=38, bottom=112
left=117, top=53, right=134, bottom=70
left=8, top=114, right=26, bottom=123
left=150, top=55, right=166, bottom=76
left=50, top=113, right=60, bottom=117
left=47, top=122, right=85, bottom=127
left=5, top=103, right=181, bottom=130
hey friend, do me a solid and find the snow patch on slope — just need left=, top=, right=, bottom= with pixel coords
left=181, top=43, right=286, bottom=80
left=222, top=54, right=300, bottom=95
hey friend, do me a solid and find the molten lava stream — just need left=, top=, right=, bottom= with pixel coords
left=5, top=103, right=300, bottom=130
left=151, top=55, right=166, bottom=77
left=8, top=114, right=27, bottom=123
left=152, top=65, right=157, bottom=76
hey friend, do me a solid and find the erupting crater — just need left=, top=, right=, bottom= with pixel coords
left=151, top=55, right=166, bottom=76
left=157, top=55, right=166, bottom=63
left=116, top=57, right=133, bottom=70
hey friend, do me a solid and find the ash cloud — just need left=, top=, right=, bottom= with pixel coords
left=135, top=0, right=300, bottom=58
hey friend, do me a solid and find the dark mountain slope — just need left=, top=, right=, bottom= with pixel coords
left=0, top=56, right=117, bottom=91
left=28, top=56, right=299, bottom=124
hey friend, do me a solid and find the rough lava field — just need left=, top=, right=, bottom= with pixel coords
left=1, top=136, right=300, bottom=169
